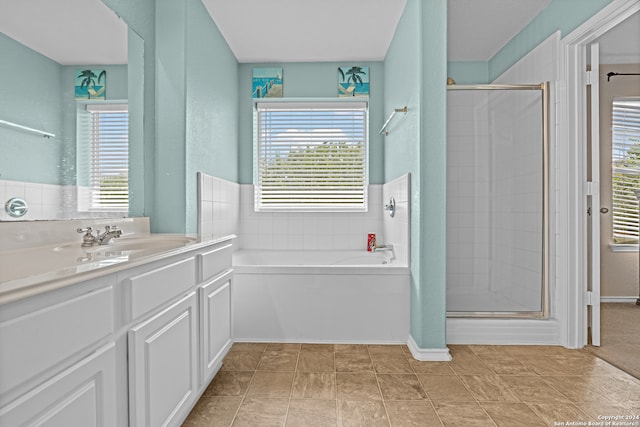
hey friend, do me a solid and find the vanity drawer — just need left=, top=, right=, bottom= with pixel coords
left=0, top=286, right=114, bottom=397
left=127, top=257, right=196, bottom=320
left=199, top=243, right=232, bottom=282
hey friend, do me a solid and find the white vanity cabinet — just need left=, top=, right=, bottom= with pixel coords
left=0, top=276, right=117, bottom=426
left=0, top=236, right=235, bottom=427
left=128, top=292, right=198, bottom=427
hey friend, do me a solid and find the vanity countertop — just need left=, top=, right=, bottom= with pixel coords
left=0, top=234, right=236, bottom=305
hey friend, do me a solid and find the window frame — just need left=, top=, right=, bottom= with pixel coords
left=253, top=99, right=369, bottom=212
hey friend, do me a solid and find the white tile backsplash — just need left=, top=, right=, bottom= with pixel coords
left=197, top=173, right=240, bottom=241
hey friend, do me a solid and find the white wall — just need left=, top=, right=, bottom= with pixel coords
left=198, top=173, right=240, bottom=241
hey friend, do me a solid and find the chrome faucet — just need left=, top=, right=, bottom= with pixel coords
left=96, top=225, right=122, bottom=245
left=77, top=225, right=122, bottom=246
left=374, top=244, right=394, bottom=253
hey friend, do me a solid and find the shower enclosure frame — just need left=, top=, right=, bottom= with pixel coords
left=446, top=82, right=550, bottom=319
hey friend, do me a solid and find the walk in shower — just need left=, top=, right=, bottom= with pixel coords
left=446, top=83, right=549, bottom=318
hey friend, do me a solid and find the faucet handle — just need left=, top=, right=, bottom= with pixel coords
left=77, top=227, right=93, bottom=234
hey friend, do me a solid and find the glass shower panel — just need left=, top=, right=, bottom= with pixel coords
left=446, top=86, right=546, bottom=315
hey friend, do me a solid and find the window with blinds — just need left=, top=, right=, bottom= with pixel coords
left=85, top=103, right=129, bottom=211
left=612, top=97, right=640, bottom=244
left=254, top=101, right=368, bottom=211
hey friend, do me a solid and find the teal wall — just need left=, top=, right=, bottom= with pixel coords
left=0, top=33, right=127, bottom=187
left=384, top=0, right=448, bottom=350
left=447, top=61, right=489, bottom=84
left=185, top=0, right=239, bottom=234
left=104, top=0, right=238, bottom=233
left=0, top=33, right=63, bottom=185
left=237, top=62, right=385, bottom=185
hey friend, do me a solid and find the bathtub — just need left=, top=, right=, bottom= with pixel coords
left=232, top=250, right=410, bottom=343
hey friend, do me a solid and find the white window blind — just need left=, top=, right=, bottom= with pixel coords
left=86, top=104, right=129, bottom=211
left=612, top=97, right=640, bottom=244
left=255, top=101, right=368, bottom=211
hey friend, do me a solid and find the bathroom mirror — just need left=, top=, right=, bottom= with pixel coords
left=0, top=0, right=143, bottom=221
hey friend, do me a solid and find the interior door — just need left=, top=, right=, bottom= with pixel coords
left=588, top=42, right=601, bottom=346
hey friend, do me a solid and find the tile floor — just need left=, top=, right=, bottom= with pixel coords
left=182, top=343, right=640, bottom=427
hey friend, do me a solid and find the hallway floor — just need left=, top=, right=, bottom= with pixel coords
left=588, top=302, right=640, bottom=380
left=182, top=343, right=640, bottom=427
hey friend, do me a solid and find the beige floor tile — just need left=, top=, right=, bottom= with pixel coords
left=229, top=342, right=268, bottom=353
left=467, top=345, right=504, bottom=355
left=186, top=396, right=242, bottom=427
left=246, top=371, right=294, bottom=398
left=527, top=402, right=595, bottom=425
left=574, top=400, right=640, bottom=419
left=409, top=360, right=456, bottom=375
left=334, top=344, right=369, bottom=354
left=458, top=375, right=520, bottom=402
left=286, top=399, right=337, bottom=427
left=541, top=375, right=613, bottom=402
left=449, top=353, right=494, bottom=375
left=232, top=398, right=288, bottom=427
left=475, top=355, right=536, bottom=376
left=370, top=353, right=413, bottom=374
left=291, top=372, right=336, bottom=399
left=480, top=402, right=546, bottom=427
left=499, top=375, right=571, bottom=403
left=266, top=343, right=301, bottom=351
left=205, top=371, right=254, bottom=396
left=222, top=351, right=263, bottom=371
left=367, top=344, right=405, bottom=355
left=298, top=350, right=335, bottom=372
left=336, top=373, right=382, bottom=401
left=301, top=343, right=335, bottom=352
left=447, top=345, right=475, bottom=356
left=418, top=374, right=475, bottom=402
left=335, top=352, right=374, bottom=373
left=385, top=401, right=443, bottom=427
left=433, top=402, right=495, bottom=427
left=377, top=374, right=427, bottom=400
left=598, top=373, right=640, bottom=403
left=258, top=350, right=299, bottom=371
left=337, top=400, right=390, bottom=427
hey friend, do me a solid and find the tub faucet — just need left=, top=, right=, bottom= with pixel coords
left=97, top=225, right=122, bottom=245
left=374, top=244, right=393, bottom=252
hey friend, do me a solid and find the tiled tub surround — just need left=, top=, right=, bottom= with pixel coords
left=183, top=343, right=640, bottom=427
left=198, top=173, right=240, bottom=242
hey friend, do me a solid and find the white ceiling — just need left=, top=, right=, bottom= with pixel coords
left=201, top=0, right=407, bottom=63
left=1, top=0, right=637, bottom=66
left=447, top=0, right=552, bottom=61
left=0, top=0, right=127, bottom=65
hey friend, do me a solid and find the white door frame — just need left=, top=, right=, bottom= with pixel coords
left=560, top=0, right=640, bottom=348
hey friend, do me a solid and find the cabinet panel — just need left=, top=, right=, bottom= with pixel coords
left=0, top=286, right=113, bottom=397
left=0, top=343, right=117, bottom=427
left=128, top=292, right=197, bottom=427
left=198, top=243, right=232, bottom=282
left=199, top=271, right=232, bottom=383
left=127, top=257, right=196, bottom=320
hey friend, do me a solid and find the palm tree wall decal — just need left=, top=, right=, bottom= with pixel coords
left=77, top=69, right=106, bottom=99
left=338, top=66, right=368, bottom=97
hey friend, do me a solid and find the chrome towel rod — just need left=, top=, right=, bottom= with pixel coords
left=379, top=106, right=408, bottom=136
left=0, top=119, right=55, bottom=138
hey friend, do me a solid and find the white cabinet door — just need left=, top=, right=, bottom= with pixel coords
left=0, top=343, right=117, bottom=427
left=199, top=270, right=232, bottom=384
left=128, top=292, right=198, bottom=427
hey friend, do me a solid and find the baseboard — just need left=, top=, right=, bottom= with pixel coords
left=446, top=318, right=561, bottom=345
left=600, top=296, right=639, bottom=303
left=406, top=336, right=452, bottom=361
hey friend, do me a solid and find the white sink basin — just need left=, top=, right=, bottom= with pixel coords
left=53, top=235, right=197, bottom=254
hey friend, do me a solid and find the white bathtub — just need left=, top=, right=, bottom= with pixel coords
left=232, top=250, right=410, bottom=343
